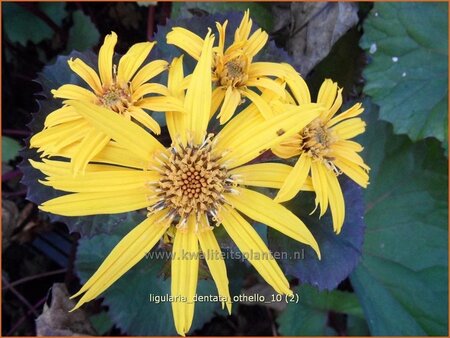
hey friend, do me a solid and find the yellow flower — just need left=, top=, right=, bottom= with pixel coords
left=30, top=32, right=184, bottom=174
left=31, top=33, right=323, bottom=336
left=167, top=10, right=290, bottom=124
left=273, top=72, right=370, bottom=234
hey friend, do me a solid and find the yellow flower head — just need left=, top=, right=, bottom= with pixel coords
left=31, top=32, right=323, bottom=336
left=30, top=32, right=185, bottom=174
left=273, top=69, right=370, bottom=234
left=167, top=10, right=290, bottom=124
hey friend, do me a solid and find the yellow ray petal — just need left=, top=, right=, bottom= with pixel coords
left=54, top=141, right=149, bottom=170
left=44, top=105, right=81, bottom=128
left=216, top=83, right=284, bottom=146
left=270, top=100, right=294, bottom=116
left=271, top=134, right=302, bottom=159
left=68, top=58, right=102, bottom=94
left=275, top=153, right=312, bottom=202
left=40, top=189, right=150, bottom=216
left=332, top=139, right=364, bottom=153
left=211, top=86, right=226, bottom=118
left=30, top=159, right=69, bottom=177
left=42, top=170, right=158, bottom=193
left=94, top=143, right=151, bottom=169
left=334, top=158, right=369, bottom=188
left=331, top=118, right=366, bottom=140
left=30, top=158, right=130, bottom=177
left=219, top=101, right=314, bottom=148
left=38, top=129, right=87, bottom=155
left=234, top=10, right=252, bottom=42
left=323, top=87, right=343, bottom=121
left=244, top=29, right=268, bottom=57
left=215, top=104, right=262, bottom=150
left=184, top=31, right=214, bottom=144
left=52, top=84, right=97, bottom=102
left=171, top=216, right=199, bottom=336
left=310, top=161, right=329, bottom=217
left=272, top=144, right=302, bottom=159
left=226, top=189, right=320, bottom=258
left=241, top=88, right=274, bottom=120
left=70, top=211, right=168, bottom=309
left=66, top=99, right=164, bottom=160
left=217, top=104, right=322, bottom=168
left=229, top=163, right=292, bottom=189
left=131, top=59, right=168, bottom=90
left=117, top=42, right=155, bottom=84
left=215, top=20, right=228, bottom=55
left=303, top=176, right=314, bottom=191
left=71, top=128, right=110, bottom=174
left=331, top=142, right=370, bottom=171
left=223, top=40, right=246, bottom=59
left=197, top=216, right=232, bottom=313
left=180, top=74, right=192, bottom=90
left=284, top=64, right=311, bottom=104
left=325, top=169, right=345, bottom=234
left=248, top=62, right=290, bottom=79
left=131, top=83, right=170, bottom=101
left=166, top=56, right=187, bottom=144
left=167, top=27, right=203, bottom=60
left=283, top=89, right=298, bottom=105
left=128, top=106, right=161, bottom=135
left=245, top=77, right=286, bottom=98
left=30, top=120, right=89, bottom=152
left=317, top=79, right=338, bottom=110
left=137, top=96, right=186, bottom=113
left=98, top=32, right=117, bottom=87
left=327, top=102, right=364, bottom=127
left=218, top=87, right=241, bottom=124
left=221, top=206, right=292, bottom=295
left=168, top=56, right=185, bottom=98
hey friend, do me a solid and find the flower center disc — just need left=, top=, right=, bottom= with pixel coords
left=300, top=119, right=334, bottom=159
left=218, top=56, right=248, bottom=87
left=154, top=135, right=232, bottom=228
left=98, top=84, right=132, bottom=113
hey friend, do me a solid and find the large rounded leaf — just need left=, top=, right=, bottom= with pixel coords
left=350, top=101, right=448, bottom=335
left=360, top=3, right=448, bottom=150
left=277, top=285, right=365, bottom=335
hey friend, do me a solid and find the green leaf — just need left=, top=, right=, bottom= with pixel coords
left=75, top=217, right=225, bottom=335
left=350, top=101, right=448, bottom=335
left=268, top=176, right=365, bottom=291
left=41, top=3, right=66, bottom=26
left=277, top=285, right=364, bottom=335
left=2, top=136, right=22, bottom=163
left=66, top=11, right=100, bottom=52
left=360, top=3, right=448, bottom=150
left=347, top=315, right=370, bottom=336
left=171, top=2, right=273, bottom=31
left=89, top=312, right=114, bottom=335
left=3, top=3, right=66, bottom=45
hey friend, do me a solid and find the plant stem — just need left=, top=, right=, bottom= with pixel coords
left=6, top=296, right=47, bottom=335
left=2, top=275, right=39, bottom=316
left=3, top=269, right=67, bottom=291
left=3, top=129, right=30, bottom=136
